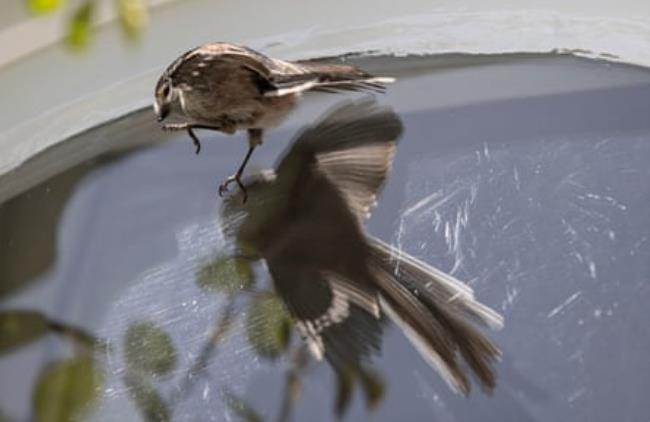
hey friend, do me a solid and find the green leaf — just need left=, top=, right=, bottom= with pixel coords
left=197, top=256, right=254, bottom=295
left=0, top=311, right=49, bottom=356
left=66, top=1, right=94, bottom=49
left=359, top=367, right=385, bottom=411
left=222, top=389, right=262, bottom=422
left=334, top=369, right=355, bottom=418
left=117, top=0, right=149, bottom=39
left=26, top=0, right=63, bottom=14
left=32, top=357, right=104, bottom=422
left=123, top=321, right=177, bottom=376
left=122, top=372, right=170, bottom=422
left=245, top=295, right=291, bottom=359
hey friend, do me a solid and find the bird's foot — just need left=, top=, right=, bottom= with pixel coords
left=161, top=123, right=202, bottom=154
left=187, top=128, right=201, bottom=154
left=218, top=174, right=248, bottom=203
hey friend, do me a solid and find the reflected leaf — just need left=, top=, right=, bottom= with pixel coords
left=167, top=304, right=237, bottom=405
left=245, top=295, right=291, bottom=359
left=65, top=1, right=94, bottom=49
left=277, top=372, right=301, bottom=422
left=359, top=367, right=385, bottom=411
left=285, top=372, right=301, bottom=408
left=32, top=357, right=104, bottom=422
left=0, top=311, right=49, bottom=356
left=211, top=308, right=236, bottom=347
left=197, top=256, right=254, bottom=295
left=26, top=0, right=63, bottom=14
left=48, top=319, right=106, bottom=352
left=117, top=0, right=149, bottom=38
left=222, top=389, right=262, bottom=422
left=123, top=321, right=176, bottom=376
left=334, top=370, right=355, bottom=418
left=123, top=372, right=170, bottom=422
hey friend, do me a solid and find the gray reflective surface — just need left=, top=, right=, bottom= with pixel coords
left=1, top=55, right=649, bottom=421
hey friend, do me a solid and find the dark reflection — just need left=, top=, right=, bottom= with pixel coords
left=212, top=100, right=503, bottom=419
left=0, top=152, right=132, bottom=299
left=0, top=101, right=503, bottom=422
left=0, top=166, right=89, bottom=298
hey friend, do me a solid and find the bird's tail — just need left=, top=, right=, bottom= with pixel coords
left=274, top=62, right=395, bottom=95
left=367, top=237, right=503, bottom=395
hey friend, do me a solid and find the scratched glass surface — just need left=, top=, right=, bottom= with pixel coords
left=1, top=55, right=649, bottom=422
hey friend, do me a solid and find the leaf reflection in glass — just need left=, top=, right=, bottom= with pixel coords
left=32, top=357, right=104, bottom=422
left=245, top=295, right=292, bottom=360
left=196, top=256, right=255, bottom=295
left=222, top=388, right=263, bottom=422
left=123, top=372, right=171, bottom=422
left=123, top=320, right=177, bottom=377
left=0, top=311, right=49, bottom=356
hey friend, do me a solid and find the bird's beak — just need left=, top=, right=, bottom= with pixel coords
left=156, top=104, right=169, bottom=122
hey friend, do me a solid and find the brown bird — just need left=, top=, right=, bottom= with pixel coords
left=221, top=100, right=504, bottom=394
left=153, top=42, right=395, bottom=200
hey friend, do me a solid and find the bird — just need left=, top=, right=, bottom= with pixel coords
left=220, top=100, right=504, bottom=394
left=153, top=42, right=395, bottom=200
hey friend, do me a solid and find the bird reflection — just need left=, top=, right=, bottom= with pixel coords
left=220, top=100, right=503, bottom=399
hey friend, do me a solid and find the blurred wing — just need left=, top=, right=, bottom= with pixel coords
left=268, top=259, right=383, bottom=372
left=368, top=236, right=503, bottom=394
left=369, top=237, right=504, bottom=330
left=275, top=100, right=403, bottom=222
left=224, top=101, right=403, bottom=373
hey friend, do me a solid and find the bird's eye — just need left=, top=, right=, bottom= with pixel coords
left=162, top=85, right=171, bottom=97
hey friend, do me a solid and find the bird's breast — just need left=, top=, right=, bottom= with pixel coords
left=176, top=84, right=297, bottom=131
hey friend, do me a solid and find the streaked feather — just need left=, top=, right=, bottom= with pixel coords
left=370, top=241, right=502, bottom=394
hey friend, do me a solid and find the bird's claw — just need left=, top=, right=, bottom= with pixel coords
left=160, top=124, right=202, bottom=155
left=218, top=175, right=248, bottom=203
left=187, top=128, right=202, bottom=155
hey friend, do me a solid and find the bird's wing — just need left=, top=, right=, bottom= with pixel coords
left=166, top=43, right=394, bottom=97
left=369, top=237, right=504, bottom=331
left=166, top=42, right=308, bottom=94
left=165, top=42, right=285, bottom=92
left=169, top=43, right=274, bottom=77
left=274, top=100, right=403, bottom=223
left=368, top=236, right=503, bottom=394
left=268, top=258, right=383, bottom=372
left=266, top=62, right=395, bottom=97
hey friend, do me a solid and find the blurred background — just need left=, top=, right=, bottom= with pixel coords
left=1, top=1, right=650, bottom=421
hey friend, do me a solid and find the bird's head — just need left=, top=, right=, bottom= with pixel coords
left=153, top=75, right=175, bottom=122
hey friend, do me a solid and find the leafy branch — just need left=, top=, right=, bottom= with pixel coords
left=26, top=0, right=149, bottom=49
left=0, top=310, right=106, bottom=421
